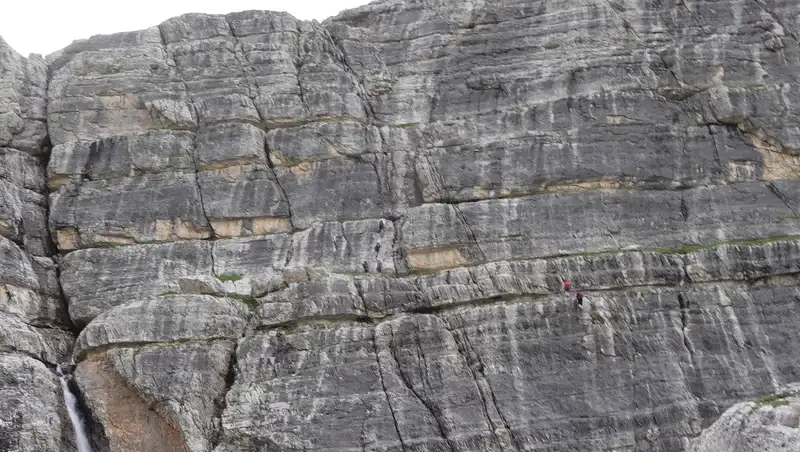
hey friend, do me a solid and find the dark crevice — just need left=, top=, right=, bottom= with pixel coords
left=36, top=132, right=81, bottom=337
left=187, top=132, right=215, bottom=240
left=210, top=339, right=239, bottom=450
left=768, top=182, right=797, bottom=216
left=209, top=240, right=218, bottom=279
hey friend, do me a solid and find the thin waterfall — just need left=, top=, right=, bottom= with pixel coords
left=57, top=364, right=93, bottom=452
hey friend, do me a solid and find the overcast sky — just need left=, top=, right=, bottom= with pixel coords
left=2, top=0, right=371, bottom=57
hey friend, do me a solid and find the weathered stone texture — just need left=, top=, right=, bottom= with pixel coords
left=1, top=0, right=799, bottom=451
left=691, top=385, right=800, bottom=452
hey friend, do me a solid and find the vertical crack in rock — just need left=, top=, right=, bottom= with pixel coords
left=293, top=23, right=309, bottom=114
left=228, top=15, right=298, bottom=232
left=263, top=140, right=296, bottom=232
left=387, top=322, right=455, bottom=452
left=677, top=293, right=692, bottom=357
left=188, top=132, right=215, bottom=240
left=210, top=340, right=239, bottom=451
left=768, top=182, right=797, bottom=216
left=391, top=218, right=409, bottom=277
left=326, top=31, right=380, bottom=125
left=156, top=25, right=199, bottom=124
left=439, top=314, right=522, bottom=452
left=209, top=240, right=218, bottom=278
left=39, top=132, right=79, bottom=336
left=372, top=329, right=408, bottom=452
left=353, top=280, right=368, bottom=315
left=224, top=15, right=271, bottom=131
left=157, top=24, right=212, bottom=245
left=39, top=62, right=103, bottom=449
left=453, top=204, right=487, bottom=262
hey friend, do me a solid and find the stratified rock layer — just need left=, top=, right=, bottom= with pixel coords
left=1, top=0, right=800, bottom=451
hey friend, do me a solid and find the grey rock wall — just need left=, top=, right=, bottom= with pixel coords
left=0, top=37, right=75, bottom=452
left=2, top=0, right=800, bottom=450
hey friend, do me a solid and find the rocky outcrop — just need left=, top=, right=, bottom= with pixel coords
left=691, top=385, right=800, bottom=452
left=2, top=0, right=800, bottom=450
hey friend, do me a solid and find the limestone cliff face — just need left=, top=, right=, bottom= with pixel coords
left=1, top=0, right=800, bottom=450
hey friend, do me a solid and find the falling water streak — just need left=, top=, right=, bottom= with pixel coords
left=57, top=365, right=93, bottom=452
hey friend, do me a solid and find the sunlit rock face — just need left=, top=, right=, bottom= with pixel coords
left=3, top=0, right=800, bottom=450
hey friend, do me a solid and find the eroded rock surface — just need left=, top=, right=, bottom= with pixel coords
left=2, top=0, right=800, bottom=450
left=691, top=385, right=800, bottom=452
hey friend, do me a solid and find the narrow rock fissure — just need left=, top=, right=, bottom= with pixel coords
left=187, top=132, right=216, bottom=241
left=210, top=339, right=240, bottom=450
left=326, top=32, right=382, bottom=126
left=35, top=58, right=106, bottom=450
left=677, top=293, right=692, bottom=357
left=209, top=239, right=218, bottom=277
left=439, top=315, right=522, bottom=452
left=390, top=218, right=407, bottom=276
left=768, top=182, right=797, bottom=216
left=387, top=324, right=456, bottom=452
left=453, top=204, right=487, bottom=261
left=263, top=140, right=296, bottom=232
left=372, top=329, right=408, bottom=452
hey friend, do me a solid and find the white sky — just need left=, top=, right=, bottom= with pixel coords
left=2, top=0, right=372, bottom=57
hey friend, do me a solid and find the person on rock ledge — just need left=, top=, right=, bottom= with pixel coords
left=575, top=291, right=584, bottom=310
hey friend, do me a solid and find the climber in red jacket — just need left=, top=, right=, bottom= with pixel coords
left=563, top=280, right=571, bottom=292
